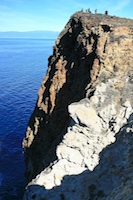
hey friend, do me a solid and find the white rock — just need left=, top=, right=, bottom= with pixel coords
left=56, top=143, right=83, bottom=164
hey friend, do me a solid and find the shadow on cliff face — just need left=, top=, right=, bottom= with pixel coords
left=24, top=17, right=100, bottom=181
left=24, top=114, right=133, bottom=199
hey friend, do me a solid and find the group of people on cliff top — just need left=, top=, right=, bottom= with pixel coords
left=81, top=8, right=108, bottom=15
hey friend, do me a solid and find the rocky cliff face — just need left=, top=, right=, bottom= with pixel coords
left=23, top=12, right=133, bottom=199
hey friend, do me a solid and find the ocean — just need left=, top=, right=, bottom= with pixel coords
left=0, top=38, right=55, bottom=200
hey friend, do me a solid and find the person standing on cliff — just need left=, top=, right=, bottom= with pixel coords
left=105, top=10, right=108, bottom=15
left=86, top=8, right=91, bottom=13
left=95, top=9, right=97, bottom=14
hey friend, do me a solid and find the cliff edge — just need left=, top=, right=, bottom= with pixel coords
left=23, top=12, right=133, bottom=199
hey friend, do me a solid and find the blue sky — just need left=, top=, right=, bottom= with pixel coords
left=0, top=0, right=133, bottom=32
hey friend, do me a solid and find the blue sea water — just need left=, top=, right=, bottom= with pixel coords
left=0, top=38, right=55, bottom=200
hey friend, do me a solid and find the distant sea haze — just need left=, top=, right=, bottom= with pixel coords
left=0, top=30, right=59, bottom=39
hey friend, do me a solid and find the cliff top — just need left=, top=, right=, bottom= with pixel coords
left=58, top=11, right=133, bottom=48
left=69, top=11, right=133, bottom=28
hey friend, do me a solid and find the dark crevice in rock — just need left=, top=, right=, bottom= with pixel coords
left=103, top=39, right=107, bottom=53
left=101, top=24, right=111, bottom=32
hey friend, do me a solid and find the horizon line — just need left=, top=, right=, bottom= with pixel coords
left=0, top=30, right=60, bottom=33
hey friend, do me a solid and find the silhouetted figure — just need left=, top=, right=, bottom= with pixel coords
left=105, top=10, right=108, bottom=15
left=95, top=9, right=97, bottom=14
left=86, top=8, right=91, bottom=13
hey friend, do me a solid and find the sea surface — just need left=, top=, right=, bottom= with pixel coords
left=0, top=38, right=55, bottom=200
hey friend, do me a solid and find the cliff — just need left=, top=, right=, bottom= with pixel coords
left=23, top=12, right=133, bottom=199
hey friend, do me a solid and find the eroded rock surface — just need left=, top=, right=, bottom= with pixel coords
left=23, top=11, right=133, bottom=199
